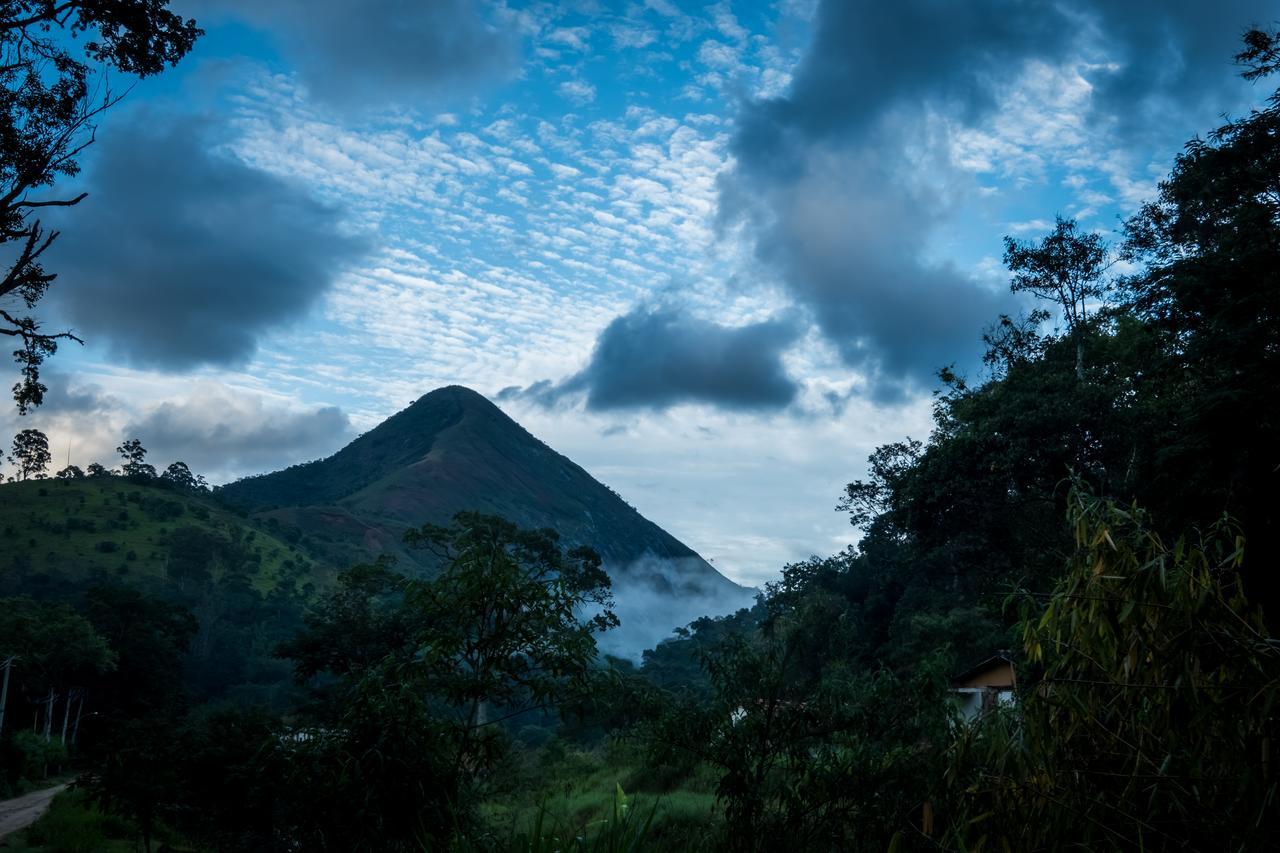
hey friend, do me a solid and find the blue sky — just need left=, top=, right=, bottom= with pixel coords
left=7, top=0, right=1274, bottom=585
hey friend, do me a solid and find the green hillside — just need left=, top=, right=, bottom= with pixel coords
left=0, top=478, right=320, bottom=602
left=0, top=477, right=337, bottom=702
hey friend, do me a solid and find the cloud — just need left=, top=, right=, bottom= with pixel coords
left=184, top=0, right=520, bottom=108
left=720, top=0, right=1272, bottom=399
left=1081, top=1, right=1278, bottom=135
left=2, top=373, right=353, bottom=484
left=123, top=384, right=354, bottom=480
left=558, top=79, right=597, bottom=105
left=725, top=138, right=1009, bottom=400
left=506, top=306, right=801, bottom=412
left=47, top=113, right=367, bottom=370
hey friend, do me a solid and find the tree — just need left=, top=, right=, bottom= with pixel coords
left=1116, top=27, right=1280, bottom=608
left=1, top=3, right=197, bottom=412
left=54, top=463, right=83, bottom=479
left=1003, top=216, right=1110, bottom=381
left=162, top=525, right=219, bottom=591
left=76, top=587, right=198, bottom=852
left=159, top=460, right=204, bottom=492
left=826, top=30, right=1280, bottom=667
left=400, top=512, right=618, bottom=737
left=0, top=597, right=115, bottom=742
left=7, top=427, right=48, bottom=479
left=116, top=437, right=154, bottom=479
left=85, top=460, right=111, bottom=477
left=1, top=1, right=199, bottom=413
left=278, top=512, right=618, bottom=849
left=980, top=307, right=1050, bottom=379
left=82, top=586, right=195, bottom=718
left=647, top=557, right=955, bottom=851
left=837, top=438, right=921, bottom=534
left=87, top=714, right=181, bottom=853
left=276, top=558, right=413, bottom=683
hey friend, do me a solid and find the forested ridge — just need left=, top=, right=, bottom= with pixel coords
left=2, top=14, right=1279, bottom=853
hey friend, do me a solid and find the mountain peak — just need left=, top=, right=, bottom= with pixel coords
left=414, top=384, right=490, bottom=408
left=220, top=384, right=752, bottom=650
left=220, top=385, right=725, bottom=566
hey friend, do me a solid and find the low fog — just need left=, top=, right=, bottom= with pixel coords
left=597, top=555, right=758, bottom=659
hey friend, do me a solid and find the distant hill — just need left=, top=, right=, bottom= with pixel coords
left=0, top=477, right=324, bottom=702
left=0, top=478, right=316, bottom=601
left=219, top=386, right=753, bottom=649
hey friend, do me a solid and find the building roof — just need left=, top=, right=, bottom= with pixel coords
left=951, top=651, right=1017, bottom=689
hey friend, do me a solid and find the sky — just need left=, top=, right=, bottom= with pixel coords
left=4, top=0, right=1275, bottom=587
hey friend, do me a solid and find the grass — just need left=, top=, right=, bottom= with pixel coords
left=478, top=740, right=722, bottom=850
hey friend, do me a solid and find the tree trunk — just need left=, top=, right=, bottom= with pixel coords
left=60, top=688, right=74, bottom=744
left=0, top=657, right=12, bottom=737
left=71, top=691, right=85, bottom=745
left=1076, top=337, right=1085, bottom=382
left=43, top=689, right=55, bottom=741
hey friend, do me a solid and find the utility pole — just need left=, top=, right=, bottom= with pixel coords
left=0, top=655, right=14, bottom=736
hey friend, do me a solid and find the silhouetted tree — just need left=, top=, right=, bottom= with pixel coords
left=160, top=460, right=205, bottom=492
left=7, top=427, right=49, bottom=479
left=1, top=1, right=200, bottom=413
left=1002, top=216, right=1110, bottom=380
left=117, top=438, right=155, bottom=479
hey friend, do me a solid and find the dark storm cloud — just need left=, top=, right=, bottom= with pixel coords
left=125, top=393, right=354, bottom=479
left=186, top=0, right=520, bottom=108
left=48, top=114, right=367, bottom=370
left=723, top=0, right=1274, bottom=399
left=1081, top=1, right=1279, bottom=133
left=731, top=1, right=1073, bottom=175
left=505, top=307, right=801, bottom=412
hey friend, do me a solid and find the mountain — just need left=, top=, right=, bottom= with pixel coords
left=218, top=387, right=752, bottom=643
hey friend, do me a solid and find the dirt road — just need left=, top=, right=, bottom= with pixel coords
left=0, top=784, right=66, bottom=844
